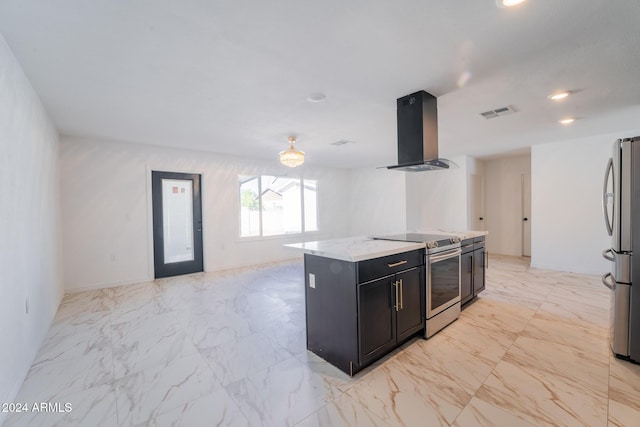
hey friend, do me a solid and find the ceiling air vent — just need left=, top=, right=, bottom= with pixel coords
left=480, top=105, right=517, bottom=119
left=330, top=139, right=355, bottom=146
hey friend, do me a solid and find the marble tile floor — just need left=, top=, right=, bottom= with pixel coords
left=4, top=255, right=640, bottom=426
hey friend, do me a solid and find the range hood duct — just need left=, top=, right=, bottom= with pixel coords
left=386, top=90, right=457, bottom=172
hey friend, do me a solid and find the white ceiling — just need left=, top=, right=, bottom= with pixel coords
left=1, top=0, right=639, bottom=168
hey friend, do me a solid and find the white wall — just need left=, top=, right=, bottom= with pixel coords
left=531, top=132, right=639, bottom=274
left=406, top=155, right=470, bottom=232
left=0, top=35, right=62, bottom=420
left=484, top=154, right=531, bottom=256
left=347, top=167, right=406, bottom=236
left=60, top=137, right=350, bottom=292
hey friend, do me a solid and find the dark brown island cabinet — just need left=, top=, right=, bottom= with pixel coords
left=304, top=249, right=425, bottom=376
left=460, top=235, right=486, bottom=306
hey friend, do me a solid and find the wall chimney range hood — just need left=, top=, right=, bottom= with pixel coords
left=387, top=90, right=457, bottom=172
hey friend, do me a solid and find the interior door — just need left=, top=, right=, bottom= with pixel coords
left=471, top=174, right=485, bottom=230
left=152, top=171, right=203, bottom=278
left=522, top=173, right=531, bottom=257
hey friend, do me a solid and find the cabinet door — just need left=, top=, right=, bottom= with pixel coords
left=473, top=247, right=486, bottom=295
left=460, top=251, right=474, bottom=305
left=395, top=267, right=424, bottom=342
left=358, top=276, right=396, bottom=365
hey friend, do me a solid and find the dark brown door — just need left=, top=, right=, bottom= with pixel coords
left=396, top=267, right=424, bottom=341
left=473, top=247, right=486, bottom=295
left=358, top=276, right=396, bottom=365
left=460, top=250, right=473, bottom=305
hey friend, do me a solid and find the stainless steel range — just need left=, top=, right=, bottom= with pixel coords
left=375, top=233, right=462, bottom=337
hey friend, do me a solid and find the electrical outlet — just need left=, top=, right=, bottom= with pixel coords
left=309, top=273, right=316, bottom=289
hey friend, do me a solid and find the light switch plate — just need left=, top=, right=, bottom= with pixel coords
left=309, top=273, right=316, bottom=288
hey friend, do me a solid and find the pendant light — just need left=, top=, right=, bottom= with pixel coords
left=279, top=136, right=305, bottom=167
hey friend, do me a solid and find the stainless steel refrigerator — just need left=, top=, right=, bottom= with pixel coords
left=602, top=136, right=640, bottom=364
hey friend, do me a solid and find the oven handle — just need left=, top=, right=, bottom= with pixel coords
left=602, top=272, right=615, bottom=290
left=429, top=248, right=462, bottom=263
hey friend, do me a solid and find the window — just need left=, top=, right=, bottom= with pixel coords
left=239, top=175, right=318, bottom=237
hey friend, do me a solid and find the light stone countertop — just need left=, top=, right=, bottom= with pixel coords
left=285, top=237, right=425, bottom=262
left=414, top=229, right=489, bottom=240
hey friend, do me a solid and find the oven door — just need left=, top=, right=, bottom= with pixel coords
left=427, top=247, right=462, bottom=319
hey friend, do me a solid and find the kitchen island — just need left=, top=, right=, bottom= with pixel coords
left=286, top=232, right=488, bottom=376
left=286, top=237, right=427, bottom=375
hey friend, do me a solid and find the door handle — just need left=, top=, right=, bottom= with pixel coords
left=603, top=157, right=614, bottom=237
left=393, top=281, right=399, bottom=312
left=602, top=272, right=615, bottom=290
left=602, top=248, right=615, bottom=262
left=388, top=260, right=408, bottom=268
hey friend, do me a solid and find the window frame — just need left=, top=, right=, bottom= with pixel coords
left=238, top=175, right=319, bottom=239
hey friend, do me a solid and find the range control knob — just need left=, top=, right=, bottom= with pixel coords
left=427, top=241, right=439, bottom=249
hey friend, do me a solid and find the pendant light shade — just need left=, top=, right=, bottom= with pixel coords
left=279, top=136, right=305, bottom=167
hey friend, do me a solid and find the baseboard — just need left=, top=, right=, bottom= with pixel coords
left=63, top=256, right=304, bottom=294
left=64, top=276, right=153, bottom=294
left=529, top=261, right=602, bottom=276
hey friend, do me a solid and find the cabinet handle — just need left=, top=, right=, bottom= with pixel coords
left=469, top=256, right=473, bottom=273
left=388, top=260, right=408, bottom=268
left=394, top=281, right=399, bottom=312
left=399, top=279, right=403, bottom=310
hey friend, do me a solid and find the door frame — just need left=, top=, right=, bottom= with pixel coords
left=146, top=166, right=206, bottom=279
left=469, top=174, right=485, bottom=231
left=521, top=173, right=532, bottom=257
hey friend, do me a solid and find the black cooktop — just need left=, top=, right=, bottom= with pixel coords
left=374, top=233, right=461, bottom=248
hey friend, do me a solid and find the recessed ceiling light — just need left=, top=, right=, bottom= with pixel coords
left=497, top=0, right=526, bottom=7
left=559, top=118, right=576, bottom=125
left=307, top=93, right=326, bottom=103
left=548, top=91, right=570, bottom=101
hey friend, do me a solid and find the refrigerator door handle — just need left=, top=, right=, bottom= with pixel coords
left=602, top=248, right=615, bottom=262
left=601, top=272, right=615, bottom=290
left=603, top=157, right=614, bottom=237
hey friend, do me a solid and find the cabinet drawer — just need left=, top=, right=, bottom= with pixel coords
left=473, top=236, right=485, bottom=244
left=358, top=250, right=423, bottom=284
left=461, top=241, right=474, bottom=255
